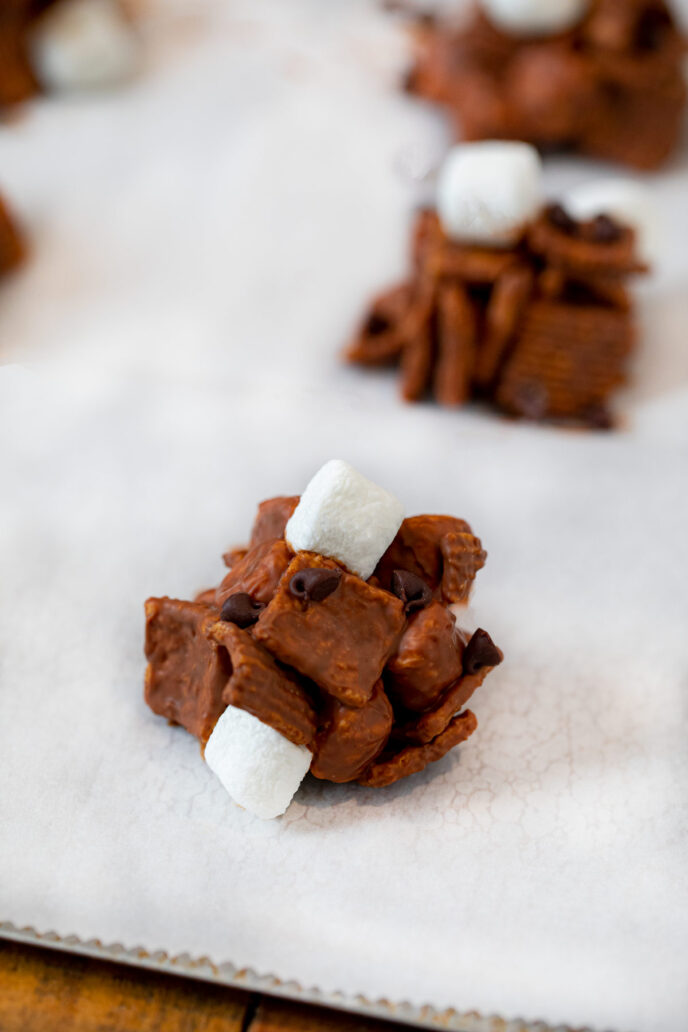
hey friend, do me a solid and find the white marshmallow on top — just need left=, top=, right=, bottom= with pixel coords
left=563, top=179, right=659, bottom=264
left=482, top=0, right=590, bottom=36
left=30, top=0, right=138, bottom=93
left=436, top=142, right=543, bottom=249
left=205, top=705, right=311, bottom=820
left=285, top=460, right=404, bottom=581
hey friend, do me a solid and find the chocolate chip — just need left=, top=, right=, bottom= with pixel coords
left=586, top=214, right=623, bottom=245
left=463, top=628, right=502, bottom=675
left=220, top=592, right=265, bottom=628
left=546, top=203, right=578, bottom=237
left=289, top=568, right=342, bottom=603
left=390, top=569, right=433, bottom=615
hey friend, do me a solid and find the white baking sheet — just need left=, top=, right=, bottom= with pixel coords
left=1, top=2, right=687, bottom=1031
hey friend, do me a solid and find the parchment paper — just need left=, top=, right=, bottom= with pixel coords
left=1, top=2, right=687, bottom=1030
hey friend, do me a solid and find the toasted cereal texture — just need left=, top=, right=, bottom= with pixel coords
left=248, top=496, right=299, bottom=548
left=209, top=621, right=317, bottom=748
left=495, top=299, right=634, bottom=421
left=216, top=539, right=292, bottom=608
left=358, top=710, right=478, bottom=788
left=311, top=681, right=393, bottom=783
left=144, top=598, right=227, bottom=744
left=385, top=603, right=466, bottom=712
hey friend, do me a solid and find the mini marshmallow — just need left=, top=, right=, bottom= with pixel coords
left=205, top=705, right=311, bottom=820
left=437, top=142, right=543, bottom=248
left=564, top=179, right=659, bottom=265
left=482, top=0, right=589, bottom=36
left=285, top=460, right=404, bottom=581
left=30, top=0, right=138, bottom=93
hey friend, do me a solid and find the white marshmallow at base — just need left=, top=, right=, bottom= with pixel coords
left=205, top=705, right=311, bottom=820
left=30, top=0, right=138, bottom=93
left=437, top=142, right=543, bottom=248
left=285, top=460, right=404, bottom=581
left=563, top=179, right=659, bottom=265
left=482, top=0, right=589, bottom=36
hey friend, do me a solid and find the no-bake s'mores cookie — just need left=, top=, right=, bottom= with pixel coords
left=405, top=0, right=687, bottom=170
left=144, top=461, right=502, bottom=819
left=0, top=0, right=137, bottom=108
left=348, top=142, right=649, bottom=428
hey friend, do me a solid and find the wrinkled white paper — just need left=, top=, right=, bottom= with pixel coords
left=1, top=3, right=687, bottom=1031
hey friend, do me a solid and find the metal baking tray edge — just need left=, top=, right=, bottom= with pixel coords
left=0, top=919, right=625, bottom=1032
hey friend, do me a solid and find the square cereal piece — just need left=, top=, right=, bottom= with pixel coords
left=397, top=626, right=503, bottom=743
left=310, top=680, right=393, bottom=783
left=216, top=538, right=293, bottom=608
left=375, top=515, right=486, bottom=604
left=208, top=621, right=317, bottom=747
left=440, top=530, right=489, bottom=603
left=399, top=667, right=492, bottom=745
left=254, top=552, right=406, bottom=707
left=144, top=597, right=228, bottom=744
left=249, top=496, right=299, bottom=549
left=385, top=602, right=466, bottom=712
left=494, top=299, right=633, bottom=421
left=358, top=710, right=478, bottom=788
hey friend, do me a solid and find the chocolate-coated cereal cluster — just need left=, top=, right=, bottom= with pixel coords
left=405, top=0, right=687, bottom=170
left=145, top=462, right=502, bottom=819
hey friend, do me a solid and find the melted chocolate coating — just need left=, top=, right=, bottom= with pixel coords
left=385, top=602, right=465, bottom=712
left=311, top=681, right=393, bottom=783
left=254, top=552, right=405, bottom=708
left=248, top=496, right=299, bottom=548
left=216, top=538, right=292, bottom=608
left=144, top=598, right=228, bottom=745
left=210, top=621, right=317, bottom=747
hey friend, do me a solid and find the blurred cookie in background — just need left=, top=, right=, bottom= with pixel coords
left=404, top=0, right=687, bottom=170
left=347, top=143, right=650, bottom=428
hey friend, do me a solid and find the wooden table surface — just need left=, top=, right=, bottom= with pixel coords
left=0, top=939, right=412, bottom=1032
